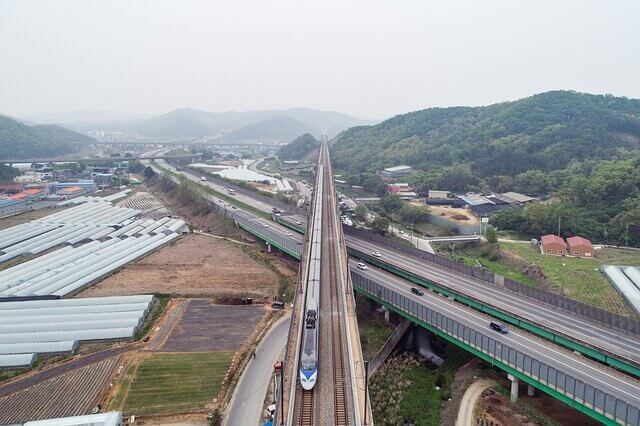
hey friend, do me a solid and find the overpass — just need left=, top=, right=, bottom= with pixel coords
left=148, top=158, right=640, bottom=425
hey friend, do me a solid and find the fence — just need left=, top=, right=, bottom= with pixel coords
left=344, top=226, right=640, bottom=336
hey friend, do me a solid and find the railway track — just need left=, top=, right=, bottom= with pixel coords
left=324, top=147, right=350, bottom=426
left=295, top=383, right=315, bottom=425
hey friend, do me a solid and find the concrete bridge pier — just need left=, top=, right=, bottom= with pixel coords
left=508, top=374, right=519, bottom=402
left=381, top=306, right=390, bottom=323
left=267, top=243, right=272, bottom=253
left=527, top=384, right=535, bottom=397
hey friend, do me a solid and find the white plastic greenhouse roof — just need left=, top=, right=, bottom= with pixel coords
left=24, top=411, right=123, bottom=426
left=0, top=295, right=154, bottom=367
left=0, top=353, right=36, bottom=369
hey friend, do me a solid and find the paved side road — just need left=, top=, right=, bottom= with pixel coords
left=225, top=314, right=291, bottom=426
left=455, top=379, right=496, bottom=426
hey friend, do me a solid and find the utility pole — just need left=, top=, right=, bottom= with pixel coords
left=557, top=216, right=562, bottom=237
left=625, top=223, right=630, bottom=249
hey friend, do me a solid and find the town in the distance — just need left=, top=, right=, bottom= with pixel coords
left=1, top=2, right=639, bottom=426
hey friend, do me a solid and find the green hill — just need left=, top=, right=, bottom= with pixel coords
left=0, top=114, right=93, bottom=159
left=276, top=133, right=320, bottom=160
left=331, top=91, right=640, bottom=177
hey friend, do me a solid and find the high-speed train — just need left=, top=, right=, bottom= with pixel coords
left=299, top=165, right=323, bottom=390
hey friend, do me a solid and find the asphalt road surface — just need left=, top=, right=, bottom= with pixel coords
left=225, top=314, right=291, bottom=426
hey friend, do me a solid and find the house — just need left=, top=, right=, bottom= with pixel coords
left=567, top=236, right=595, bottom=258
left=56, top=186, right=86, bottom=197
left=388, top=183, right=413, bottom=193
left=428, top=190, right=450, bottom=199
left=380, top=165, right=413, bottom=180
left=496, top=191, right=536, bottom=205
left=540, top=234, right=567, bottom=256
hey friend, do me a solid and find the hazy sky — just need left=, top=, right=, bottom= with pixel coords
left=1, top=0, right=639, bottom=119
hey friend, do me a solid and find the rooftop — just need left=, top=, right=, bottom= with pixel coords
left=383, top=165, right=412, bottom=172
left=498, top=191, right=536, bottom=203
left=567, top=236, right=593, bottom=247
left=541, top=234, right=566, bottom=246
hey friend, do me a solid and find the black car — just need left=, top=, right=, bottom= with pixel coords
left=410, top=287, right=424, bottom=296
left=490, top=322, right=509, bottom=334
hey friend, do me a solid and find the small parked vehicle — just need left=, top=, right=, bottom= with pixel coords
left=372, top=251, right=382, bottom=258
left=411, top=287, right=424, bottom=296
left=357, top=262, right=368, bottom=270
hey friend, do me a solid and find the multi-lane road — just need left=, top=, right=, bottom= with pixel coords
left=351, top=260, right=640, bottom=414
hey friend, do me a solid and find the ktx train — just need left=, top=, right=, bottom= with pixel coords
left=299, top=164, right=323, bottom=390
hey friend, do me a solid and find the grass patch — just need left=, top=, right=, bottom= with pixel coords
left=358, top=316, right=393, bottom=362
left=121, top=352, right=233, bottom=416
left=135, top=294, right=171, bottom=340
left=370, top=345, right=472, bottom=425
left=443, top=244, right=538, bottom=286
left=501, top=242, right=634, bottom=315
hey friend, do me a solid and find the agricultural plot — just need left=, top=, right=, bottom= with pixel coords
left=121, top=352, right=233, bottom=415
left=0, top=355, right=121, bottom=424
left=117, top=191, right=170, bottom=219
left=161, top=300, right=264, bottom=352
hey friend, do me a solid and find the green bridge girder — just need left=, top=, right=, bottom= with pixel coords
left=353, top=284, right=620, bottom=426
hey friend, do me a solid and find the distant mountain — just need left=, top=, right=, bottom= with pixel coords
left=276, top=134, right=320, bottom=160
left=125, top=107, right=374, bottom=139
left=224, top=116, right=317, bottom=142
left=26, top=110, right=149, bottom=129
left=0, top=114, right=94, bottom=160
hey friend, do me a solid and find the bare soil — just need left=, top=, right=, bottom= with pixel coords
left=77, top=234, right=280, bottom=300
left=160, top=300, right=265, bottom=352
left=428, top=204, right=479, bottom=224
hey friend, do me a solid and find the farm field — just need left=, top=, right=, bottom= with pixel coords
left=119, top=352, right=233, bottom=416
left=77, top=234, right=280, bottom=300
left=161, top=300, right=265, bottom=352
left=501, top=243, right=639, bottom=315
left=0, top=355, right=121, bottom=424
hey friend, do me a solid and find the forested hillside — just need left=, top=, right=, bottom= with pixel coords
left=331, top=91, right=640, bottom=246
left=332, top=91, right=640, bottom=182
left=0, top=115, right=93, bottom=159
left=276, top=134, right=319, bottom=160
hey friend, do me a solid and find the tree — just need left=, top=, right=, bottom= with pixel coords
left=354, top=205, right=369, bottom=222
left=399, top=204, right=429, bottom=224
left=372, top=216, right=389, bottom=235
left=485, top=226, right=498, bottom=244
left=380, top=194, right=403, bottom=213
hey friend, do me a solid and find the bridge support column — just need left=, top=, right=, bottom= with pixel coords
left=381, top=306, right=390, bottom=323
left=508, top=374, right=519, bottom=402
left=527, top=384, right=535, bottom=397
left=267, top=243, right=272, bottom=253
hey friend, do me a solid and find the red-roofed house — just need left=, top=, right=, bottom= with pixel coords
left=567, top=236, right=594, bottom=258
left=540, top=234, right=566, bottom=256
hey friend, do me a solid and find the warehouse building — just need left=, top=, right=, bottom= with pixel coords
left=379, top=165, right=413, bottom=180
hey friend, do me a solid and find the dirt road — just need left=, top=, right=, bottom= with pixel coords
left=455, top=379, right=496, bottom=426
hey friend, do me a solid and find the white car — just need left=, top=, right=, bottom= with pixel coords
left=261, top=223, right=269, bottom=228
left=357, top=262, right=368, bottom=270
left=372, top=251, right=382, bottom=258
left=285, top=232, right=293, bottom=236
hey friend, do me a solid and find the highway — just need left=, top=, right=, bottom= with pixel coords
left=152, top=158, right=640, bottom=373
left=347, top=237, right=640, bottom=366
left=351, top=259, right=640, bottom=411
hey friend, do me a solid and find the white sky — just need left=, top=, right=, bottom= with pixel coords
left=1, top=0, right=639, bottom=119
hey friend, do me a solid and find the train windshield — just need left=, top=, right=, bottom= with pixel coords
left=301, top=358, right=316, bottom=370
